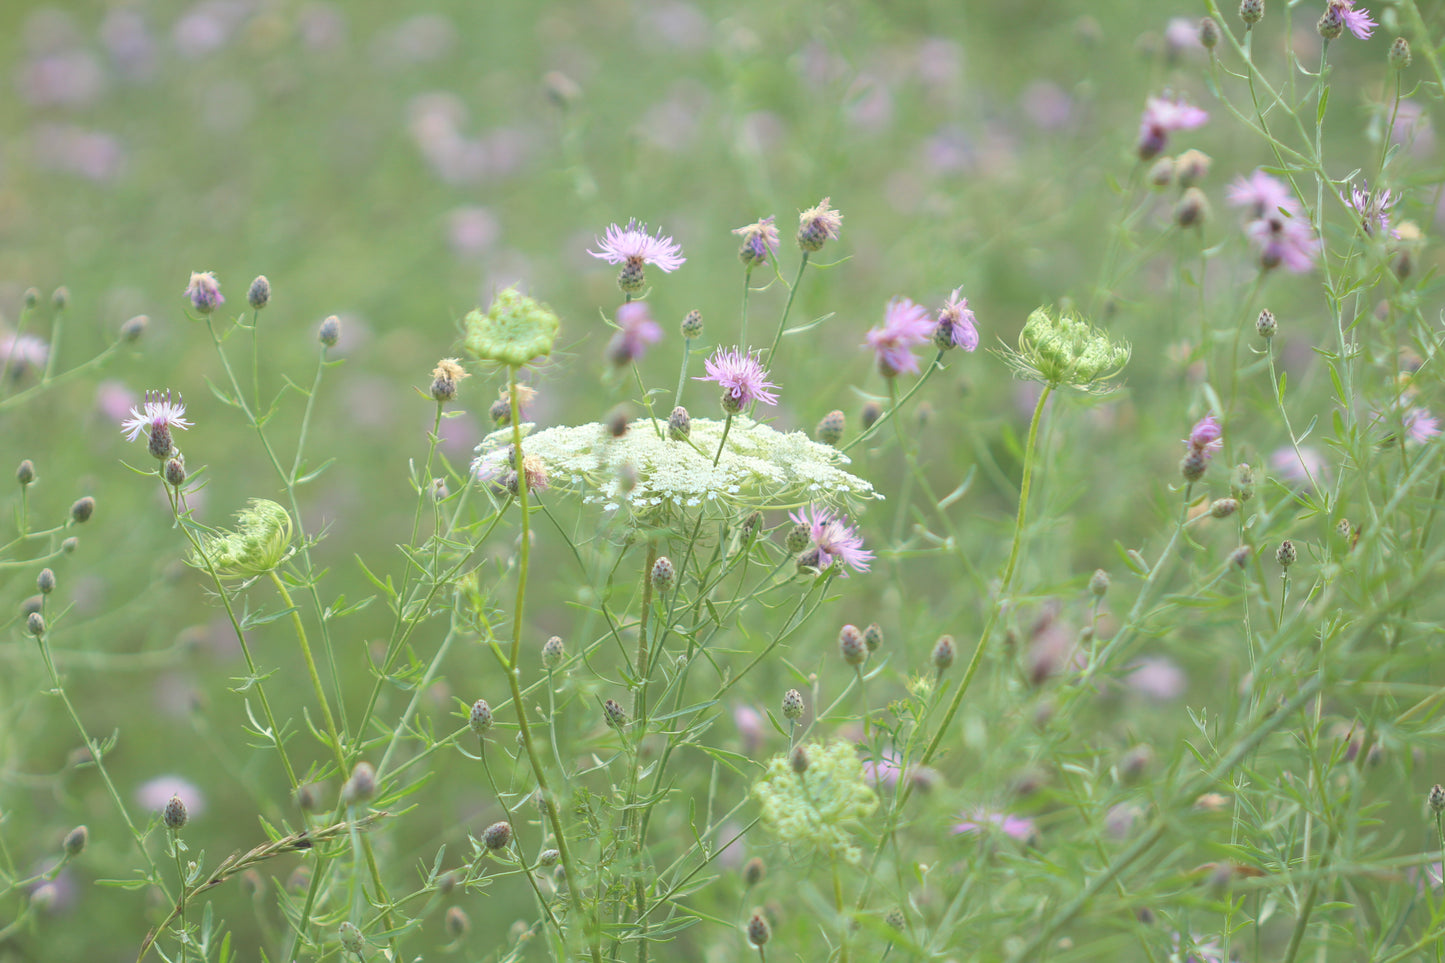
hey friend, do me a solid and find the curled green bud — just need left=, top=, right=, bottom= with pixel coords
left=464, top=286, right=560, bottom=366
left=190, top=499, right=294, bottom=578
left=1001, top=306, right=1130, bottom=393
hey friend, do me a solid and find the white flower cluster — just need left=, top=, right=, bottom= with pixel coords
left=473, top=416, right=877, bottom=515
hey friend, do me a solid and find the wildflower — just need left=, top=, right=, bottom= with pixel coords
left=752, top=740, right=877, bottom=862
left=796, top=197, right=843, bottom=252
left=1171, top=932, right=1225, bottom=963
left=607, top=301, right=663, bottom=366
left=1137, top=93, right=1208, bottom=160
left=1257, top=309, right=1277, bottom=338
left=1240, top=0, right=1264, bottom=26
left=1199, top=17, right=1221, bottom=48
left=1405, top=407, right=1441, bottom=445
left=27, top=612, right=45, bottom=636
left=1271, top=445, right=1329, bottom=488
left=1243, top=207, right=1320, bottom=273
left=1276, top=539, right=1296, bottom=568
left=343, top=762, right=377, bottom=804
left=781, top=688, right=805, bottom=719
left=163, top=795, right=188, bottom=831
left=734, top=705, right=764, bottom=753
left=1430, top=784, right=1445, bottom=813
left=481, top=820, right=512, bottom=851
left=697, top=347, right=780, bottom=411
left=866, top=297, right=935, bottom=377
left=839, top=624, right=867, bottom=666
left=1175, top=187, right=1210, bottom=228
left=430, top=358, right=469, bottom=402
left=468, top=699, right=493, bottom=735
left=339, top=922, right=365, bottom=955
left=464, top=286, right=560, bottom=367
left=1328, top=0, right=1375, bottom=39
left=651, top=555, right=675, bottom=590
left=1343, top=182, right=1397, bottom=237
left=0, top=332, right=49, bottom=375
left=542, top=635, right=565, bottom=669
left=184, top=271, right=224, bottom=314
left=861, top=748, right=901, bottom=788
left=318, top=315, right=341, bottom=346
left=589, top=219, right=685, bottom=292
left=816, top=409, right=845, bottom=445
left=934, top=289, right=979, bottom=352
left=16, top=460, right=35, bottom=486
left=246, top=275, right=270, bottom=310
left=746, top=912, right=771, bottom=947
left=1226, top=169, right=1297, bottom=219
left=734, top=215, right=780, bottom=267
left=62, top=826, right=87, bottom=857
left=951, top=808, right=1037, bottom=843
left=121, top=389, right=193, bottom=461
left=1001, top=306, right=1130, bottom=393
left=70, top=496, right=95, bottom=523
left=789, top=503, right=874, bottom=574
left=668, top=405, right=691, bottom=440
left=680, top=309, right=703, bottom=339
left=1391, top=37, right=1412, bottom=69
left=1187, top=414, right=1223, bottom=455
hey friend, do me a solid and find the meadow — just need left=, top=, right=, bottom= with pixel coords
left=2, top=1, right=1445, bottom=961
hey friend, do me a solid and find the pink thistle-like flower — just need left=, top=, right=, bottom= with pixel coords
left=862, top=748, right=903, bottom=788
left=122, top=389, right=193, bottom=460
left=184, top=271, right=224, bottom=314
left=607, top=301, right=663, bottom=366
left=934, top=288, right=979, bottom=352
left=1226, top=170, right=1298, bottom=219
left=696, top=347, right=779, bottom=411
left=1137, top=93, right=1208, bottom=159
left=865, top=297, right=935, bottom=377
left=952, top=808, right=1037, bottom=843
left=1271, top=444, right=1329, bottom=488
left=1330, top=0, right=1376, bottom=39
left=788, top=504, right=874, bottom=574
left=1187, top=414, right=1223, bottom=453
left=796, top=197, right=843, bottom=252
left=733, top=215, right=780, bottom=267
left=588, top=219, right=686, bottom=272
left=1404, top=407, right=1441, bottom=445
left=1343, top=182, right=1397, bottom=237
left=0, top=332, right=50, bottom=374
left=1245, top=213, right=1320, bottom=273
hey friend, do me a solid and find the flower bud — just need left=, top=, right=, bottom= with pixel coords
left=932, top=635, right=955, bottom=671
left=680, top=309, right=703, bottom=339
left=1229, top=545, right=1252, bottom=568
left=1088, top=569, right=1110, bottom=597
left=617, top=261, right=646, bottom=294
left=861, top=400, right=882, bottom=430
left=1147, top=156, right=1174, bottom=189
left=781, top=688, right=804, bottom=720
left=539, top=848, right=561, bottom=866
left=796, top=198, right=842, bottom=253
left=838, top=624, right=867, bottom=666
left=482, top=820, right=512, bottom=851
left=1175, top=149, right=1212, bottom=188
left=247, top=275, right=271, bottom=310
left=862, top=623, right=883, bottom=652
left=668, top=406, right=691, bottom=440
left=52, top=287, right=70, bottom=310
left=185, top=272, right=223, bottom=315
left=785, top=522, right=811, bottom=554
left=1390, top=37, right=1412, bottom=70
left=343, top=761, right=377, bottom=804
left=1232, top=463, right=1255, bottom=502
left=1317, top=6, right=1343, bottom=39
left=789, top=745, right=809, bottom=774
left=1276, top=539, right=1296, bottom=568
left=1256, top=309, right=1276, bottom=338
left=319, top=315, right=341, bottom=347
left=1239, top=0, right=1264, bottom=25
left=1199, top=16, right=1221, bottom=48
left=23, top=288, right=39, bottom=309
left=816, top=409, right=845, bottom=446
left=604, top=698, right=627, bottom=728
left=165, top=458, right=187, bottom=488
left=744, top=857, right=766, bottom=887
left=63, top=825, right=88, bottom=857
left=1174, top=187, right=1209, bottom=228
left=431, top=358, right=468, bottom=403
left=1430, top=784, right=1445, bottom=813
left=16, top=460, right=35, bottom=487
left=1210, top=498, right=1239, bottom=518
left=61, top=536, right=78, bottom=554
left=747, top=912, right=771, bottom=947
left=120, top=314, right=148, bottom=342
left=70, top=496, right=95, bottom=523
left=651, top=555, right=675, bottom=591
left=163, top=795, right=188, bottom=831
left=36, top=568, right=55, bottom=595
left=1181, top=448, right=1208, bottom=482
left=27, top=612, right=45, bottom=637
left=445, top=906, right=469, bottom=937
left=469, top=699, right=493, bottom=735
left=339, top=921, right=364, bottom=955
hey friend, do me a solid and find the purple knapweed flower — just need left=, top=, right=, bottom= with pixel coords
left=1330, top=0, right=1376, bottom=39
left=862, top=748, right=902, bottom=788
left=137, top=775, right=205, bottom=817
left=588, top=219, right=686, bottom=273
left=1226, top=169, right=1298, bottom=219
left=865, top=297, right=935, bottom=377
left=1137, top=93, right=1208, bottom=160
left=1404, top=407, right=1441, bottom=445
left=0, top=332, right=49, bottom=374
left=1271, top=444, right=1330, bottom=488
left=934, top=288, right=979, bottom=352
left=184, top=271, right=224, bottom=314
left=1344, top=182, right=1397, bottom=237
left=952, top=808, right=1037, bottom=843
left=696, top=347, right=779, bottom=412
left=796, top=197, right=843, bottom=252
left=122, top=389, right=193, bottom=460
left=1188, top=414, right=1223, bottom=454
left=1228, top=171, right=1319, bottom=273
left=607, top=301, right=663, bottom=366
left=788, top=504, right=874, bottom=574
left=733, top=215, right=780, bottom=268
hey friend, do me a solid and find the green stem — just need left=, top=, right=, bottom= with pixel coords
left=740, top=269, right=752, bottom=345
left=268, top=571, right=346, bottom=773
left=765, top=254, right=809, bottom=361
left=673, top=338, right=693, bottom=410
left=840, top=351, right=944, bottom=455
left=172, top=837, right=188, bottom=963
left=713, top=413, right=734, bottom=467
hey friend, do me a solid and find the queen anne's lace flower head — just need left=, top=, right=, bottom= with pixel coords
left=473, top=416, right=876, bottom=520
left=752, top=740, right=877, bottom=862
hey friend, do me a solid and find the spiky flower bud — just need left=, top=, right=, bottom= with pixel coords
left=430, top=358, right=468, bottom=403
left=743, top=856, right=766, bottom=887
left=816, top=409, right=845, bottom=446
left=120, top=314, right=148, bottom=342
left=1276, top=539, right=1296, bottom=568
left=319, top=315, right=341, bottom=347
left=482, top=820, right=512, bottom=851
left=542, top=635, right=565, bottom=669
left=165, top=457, right=187, bottom=488
left=62, top=536, right=77, bottom=554
left=1088, top=569, right=1110, bottom=597
left=63, top=825, right=88, bottom=856
left=1181, top=448, right=1208, bottom=482
left=247, top=275, right=271, bottom=310
left=16, top=460, right=35, bottom=487
left=1229, top=545, right=1252, bottom=568
left=680, top=309, right=703, bottom=339
left=838, top=624, right=867, bottom=666
left=469, top=699, right=493, bottom=735
left=70, top=496, right=95, bottom=524
left=747, top=912, right=771, bottom=947
left=781, top=688, right=804, bottom=720
left=863, top=623, right=883, bottom=652
left=1210, top=498, right=1239, bottom=518
left=886, top=908, right=906, bottom=931
left=1390, top=37, right=1412, bottom=70
left=668, top=405, right=691, bottom=440
left=1174, top=187, right=1209, bottom=228
left=604, top=698, right=627, bottom=728
left=785, top=522, right=811, bottom=554
left=1256, top=309, right=1276, bottom=338
left=36, top=568, right=55, bottom=595
left=1199, top=16, right=1221, bottom=47
left=445, top=905, right=469, bottom=937
left=343, top=761, right=377, bottom=804
left=185, top=272, right=223, bottom=314
left=932, top=635, right=956, bottom=671
left=1430, top=784, right=1445, bottom=813
left=789, top=744, right=809, bottom=774
left=651, top=555, right=675, bottom=591
left=163, top=795, right=188, bottom=831
left=339, top=921, right=364, bottom=955
left=539, top=848, right=561, bottom=866
left=1232, top=463, right=1255, bottom=502
left=1239, top=0, right=1264, bottom=25
left=1317, top=5, right=1343, bottom=39
left=26, top=612, right=45, bottom=637
left=796, top=197, right=842, bottom=253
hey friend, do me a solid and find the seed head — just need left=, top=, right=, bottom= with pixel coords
left=781, top=688, right=805, bottom=720
left=319, top=315, right=341, bottom=347
left=747, top=912, right=771, bottom=947
left=1276, top=539, right=1296, bottom=568
left=863, top=623, right=884, bottom=652
left=36, top=568, right=55, bottom=595
left=1175, top=149, right=1212, bottom=188
left=120, top=314, right=148, bottom=342
left=604, top=698, right=627, bottom=728
left=1391, top=37, right=1412, bottom=70
left=1210, top=498, right=1239, bottom=518
left=16, top=460, right=35, bottom=486
left=932, top=635, right=956, bottom=671
left=796, top=197, right=843, bottom=252
left=790, top=744, right=809, bottom=774
left=343, top=761, right=377, bottom=804
left=816, top=409, right=845, bottom=446
left=63, top=825, right=88, bottom=857
left=1199, top=16, right=1221, bottom=47
left=430, top=358, right=469, bottom=403
left=1256, top=309, right=1276, bottom=338
left=482, top=819, right=512, bottom=851
left=1430, top=784, right=1445, bottom=813
left=469, top=699, right=493, bottom=735
left=542, top=635, right=565, bottom=669
left=838, top=624, right=867, bottom=666
left=1240, top=0, right=1264, bottom=24
left=339, top=921, right=364, bottom=955
left=445, top=906, right=470, bottom=937
left=163, top=794, right=188, bottom=831
left=680, top=309, right=704, bottom=339
left=465, top=286, right=561, bottom=366
left=26, top=612, right=45, bottom=637
left=247, top=275, right=271, bottom=310
left=735, top=215, right=780, bottom=267
left=668, top=405, right=691, bottom=440
left=651, top=555, right=675, bottom=591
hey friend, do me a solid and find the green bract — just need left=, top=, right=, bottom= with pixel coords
left=190, top=498, right=294, bottom=579
left=1001, top=306, right=1130, bottom=393
left=463, top=287, right=560, bottom=367
left=752, top=741, right=878, bottom=863
left=472, top=417, right=877, bottom=519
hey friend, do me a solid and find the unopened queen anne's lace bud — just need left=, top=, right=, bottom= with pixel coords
left=752, top=740, right=877, bottom=862
left=189, top=498, right=294, bottom=578
left=1002, top=306, right=1130, bottom=393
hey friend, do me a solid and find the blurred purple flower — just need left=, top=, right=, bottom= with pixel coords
left=19, top=51, right=105, bottom=107
left=1164, top=17, right=1204, bottom=56
left=1187, top=414, right=1223, bottom=457
left=1245, top=214, right=1320, bottom=273
left=733, top=705, right=764, bottom=754
left=1137, top=93, right=1207, bottom=159
left=33, top=125, right=124, bottom=182
left=448, top=206, right=500, bottom=258
left=589, top=219, right=685, bottom=273
left=1021, top=81, right=1076, bottom=131
left=1172, top=932, right=1225, bottom=963
left=952, top=808, right=1036, bottom=843
left=0, top=333, right=49, bottom=374
left=96, top=381, right=138, bottom=422
left=1227, top=169, right=1297, bottom=219
left=137, top=775, right=205, bottom=817
left=1271, top=445, right=1329, bottom=488
left=935, top=289, right=979, bottom=352
left=1125, top=656, right=1186, bottom=701
left=172, top=0, right=247, bottom=59
left=862, top=749, right=902, bottom=788
left=102, top=10, right=158, bottom=80
left=865, top=297, right=934, bottom=377
left=1405, top=407, right=1441, bottom=445
left=1391, top=101, right=1434, bottom=157
left=788, top=504, right=873, bottom=574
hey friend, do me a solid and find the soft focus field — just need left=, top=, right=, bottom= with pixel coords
left=3, top=2, right=1445, bottom=962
